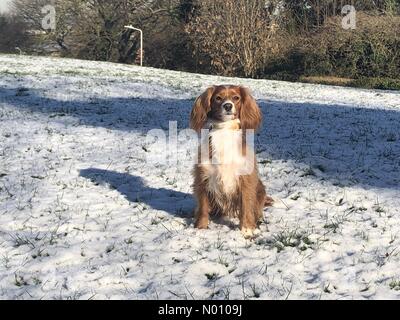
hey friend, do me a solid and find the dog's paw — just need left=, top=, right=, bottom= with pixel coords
left=241, top=227, right=259, bottom=239
left=194, top=219, right=209, bottom=229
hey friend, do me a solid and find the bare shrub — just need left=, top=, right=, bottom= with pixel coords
left=185, top=0, right=281, bottom=78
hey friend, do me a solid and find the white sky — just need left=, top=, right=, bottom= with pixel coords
left=0, top=0, right=12, bottom=13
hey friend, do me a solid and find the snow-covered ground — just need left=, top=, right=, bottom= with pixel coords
left=1, top=54, right=400, bottom=300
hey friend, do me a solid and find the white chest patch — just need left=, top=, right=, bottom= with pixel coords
left=200, top=128, right=246, bottom=196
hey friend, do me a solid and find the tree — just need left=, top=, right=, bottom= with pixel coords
left=11, top=0, right=179, bottom=63
left=0, top=12, right=30, bottom=53
left=185, top=0, right=281, bottom=78
left=12, top=0, right=76, bottom=54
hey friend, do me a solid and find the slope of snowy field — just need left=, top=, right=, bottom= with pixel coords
left=1, top=54, right=400, bottom=300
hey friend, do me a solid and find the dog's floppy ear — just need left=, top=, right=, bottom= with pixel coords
left=190, top=86, right=215, bottom=132
left=239, top=86, right=262, bottom=130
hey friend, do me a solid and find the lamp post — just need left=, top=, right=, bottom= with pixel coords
left=124, top=25, right=143, bottom=67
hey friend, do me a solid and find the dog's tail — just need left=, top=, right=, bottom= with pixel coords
left=264, top=195, right=274, bottom=207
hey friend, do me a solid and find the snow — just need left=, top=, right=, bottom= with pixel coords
left=0, top=53, right=400, bottom=300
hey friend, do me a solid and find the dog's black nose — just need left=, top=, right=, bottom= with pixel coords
left=224, top=103, right=233, bottom=112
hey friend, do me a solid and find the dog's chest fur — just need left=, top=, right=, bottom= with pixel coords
left=201, top=128, right=245, bottom=197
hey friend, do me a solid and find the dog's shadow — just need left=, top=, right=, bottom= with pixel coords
left=79, top=168, right=195, bottom=219
left=79, top=168, right=250, bottom=228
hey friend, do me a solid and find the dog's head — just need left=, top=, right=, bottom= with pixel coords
left=190, top=85, right=262, bottom=132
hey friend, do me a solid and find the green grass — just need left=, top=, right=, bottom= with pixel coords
left=264, top=71, right=400, bottom=91
left=299, top=75, right=400, bottom=91
left=389, top=279, right=400, bottom=290
left=351, top=77, right=400, bottom=91
left=265, top=229, right=314, bottom=253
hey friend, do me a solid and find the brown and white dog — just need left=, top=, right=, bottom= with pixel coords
left=190, top=85, right=273, bottom=238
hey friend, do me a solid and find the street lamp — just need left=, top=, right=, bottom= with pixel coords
left=124, top=25, right=143, bottom=67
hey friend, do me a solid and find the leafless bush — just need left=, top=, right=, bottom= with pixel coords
left=185, top=0, right=281, bottom=77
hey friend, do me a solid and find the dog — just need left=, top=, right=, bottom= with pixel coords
left=190, top=85, right=273, bottom=238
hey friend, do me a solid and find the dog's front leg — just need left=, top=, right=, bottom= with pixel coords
left=239, top=191, right=257, bottom=238
left=194, top=191, right=210, bottom=229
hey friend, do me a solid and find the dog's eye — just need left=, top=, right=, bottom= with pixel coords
left=233, top=96, right=240, bottom=101
left=215, top=96, right=222, bottom=102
